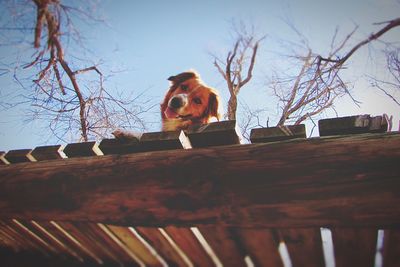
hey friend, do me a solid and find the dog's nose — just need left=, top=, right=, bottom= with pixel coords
left=169, top=94, right=188, bottom=109
left=170, top=97, right=183, bottom=108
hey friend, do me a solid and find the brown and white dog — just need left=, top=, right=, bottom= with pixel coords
left=161, top=71, right=221, bottom=131
left=113, top=70, right=221, bottom=139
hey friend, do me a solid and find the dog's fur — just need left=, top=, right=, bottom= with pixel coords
left=113, top=70, right=220, bottom=139
left=161, top=71, right=221, bottom=131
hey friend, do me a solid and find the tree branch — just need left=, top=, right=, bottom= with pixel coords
left=320, top=18, right=400, bottom=68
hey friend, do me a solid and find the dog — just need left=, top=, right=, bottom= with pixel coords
left=112, top=70, right=221, bottom=139
left=161, top=70, right=221, bottom=131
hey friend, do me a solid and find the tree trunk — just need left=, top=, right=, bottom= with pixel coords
left=227, top=94, right=237, bottom=120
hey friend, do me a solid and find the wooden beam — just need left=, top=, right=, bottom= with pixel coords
left=0, top=133, right=399, bottom=228
left=140, top=131, right=191, bottom=151
left=250, top=124, right=306, bottom=143
left=0, top=151, right=9, bottom=165
left=331, top=228, right=378, bottom=267
left=31, top=145, right=65, bottom=161
left=164, top=226, right=216, bottom=266
left=382, top=229, right=400, bottom=267
left=280, top=228, right=325, bottom=267
left=4, top=149, right=36, bottom=163
left=234, top=228, right=283, bottom=267
left=63, top=142, right=103, bottom=158
left=187, top=120, right=240, bottom=147
left=99, top=139, right=141, bottom=155
left=318, top=115, right=388, bottom=136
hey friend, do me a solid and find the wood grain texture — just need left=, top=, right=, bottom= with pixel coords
left=37, top=221, right=86, bottom=263
left=140, top=130, right=192, bottom=151
left=56, top=222, right=107, bottom=265
left=106, top=225, right=161, bottom=267
left=382, top=229, right=400, bottom=267
left=63, top=142, right=102, bottom=158
left=11, top=219, right=57, bottom=257
left=0, top=224, right=21, bottom=251
left=0, top=133, right=399, bottom=228
left=280, top=228, right=325, bottom=267
left=331, top=228, right=378, bottom=267
left=199, top=226, right=246, bottom=266
left=30, top=220, right=83, bottom=261
left=187, top=120, right=240, bottom=147
left=5, top=220, right=53, bottom=257
left=84, top=223, right=137, bottom=266
left=319, top=115, right=387, bottom=136
left=0, top=221, right=26, bottom=252
left=235, top=228, right=283, bottom=267
left=4, top=149, right=35, bottom=163
left=99, top=138, right=141, bottom=155
left=0, top=151, right=9, bottom=165
left=136, top=227, right=189, bottom=266
left=164, top=226, right=215, bottom=266
left=31, top=145, right=65, bottom=161
left=250, top=124, right=306, bottom=143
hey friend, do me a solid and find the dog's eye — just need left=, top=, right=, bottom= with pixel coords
left=180, top=84, right=189, bottom=91
left=193, top=98, right=202, bottom=105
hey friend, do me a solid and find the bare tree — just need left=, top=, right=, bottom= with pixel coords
left=212, top=23, right=265, bottom=120
left=370, top=47, right=400, bottom=106
left=1, top=0, right=152, bottom=142
left=273, top=18, right=400, bottom=127
left=272, top=41, right=350, bottom=126
left=238, top=101, right=268, bottom=141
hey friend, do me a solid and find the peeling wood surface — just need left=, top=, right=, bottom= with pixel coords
left=0, top=118, right=399, bottom=267
left=0, top=133, right=399, bottom=228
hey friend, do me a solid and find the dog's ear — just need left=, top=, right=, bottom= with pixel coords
left=206, top=92, right=221, bottom=120
left=168, top=71, right=197, bottom=85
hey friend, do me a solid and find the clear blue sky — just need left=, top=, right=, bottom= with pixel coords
left=0, top=0, right=400, bottom=150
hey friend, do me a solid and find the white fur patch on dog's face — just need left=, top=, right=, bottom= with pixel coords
left=164, top=93, right=189, bottom=119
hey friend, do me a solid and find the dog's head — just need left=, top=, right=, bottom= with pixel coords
left=161, top=71, right=221, bottom=131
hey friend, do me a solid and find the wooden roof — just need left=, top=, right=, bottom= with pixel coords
left=0, top=115, right=399, bottom=267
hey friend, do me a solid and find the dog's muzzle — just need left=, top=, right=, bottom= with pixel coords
left=168, top=94, right=188, bottom=109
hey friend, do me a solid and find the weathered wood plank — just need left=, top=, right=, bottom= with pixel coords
left=71, top=223, right=138, bottom=266
left=187, top=120, right=240, bottom=147
left=139, top=130, right=192, bottom=151
left=31, top=145, right=65, bottom=161
left=0, top=220, right=43, bottom=254
left=63, top=142, right=102, bottom=158
left=164, top=226, right=215, bottom=266
left=29, top=220, right=83, bottom=262
left=382, top=229, right=400, bottom=267
left=0, top=133, right=399, bottom=228
left=319, top=115, right=387, bottom=136
left=235, top=228, right=283, bottom=267
left=0, top=225, right=20, bottom=251
left=11, top=219, right=57, bottom=257
left=107, top=225, right=162, bottom=267
left=280, top=228, right=325, bottom=267
left=136, top=227, right=189, bottom=266
left=56, top=222, right=107, bottom=265
left=89, top=223, right=140, bottom=266
left=0, top=222, right=24, bottom=252
left=37, top=221, right=86, bottom=263
left=250, top=124, right=306, bottom=143
left=97, top=224, right=142, bottom=266
left=0, top=151, right=9, bottom=165
left=331, top=228, right=377, bottom=267
left=98, top=138, right=141, bottom=155
left=199, top=226, right=246, bottom=266
left=4, top=149, right=36, bottom=163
